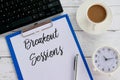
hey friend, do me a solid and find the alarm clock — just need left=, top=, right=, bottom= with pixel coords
left=93, top=46, right=120, bottom=74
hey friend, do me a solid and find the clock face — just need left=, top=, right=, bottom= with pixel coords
left=93, top=46, right=119, bottom=73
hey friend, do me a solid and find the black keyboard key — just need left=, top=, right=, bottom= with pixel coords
left=43, top=0, right=49, bottom=4
left=0, top=24, right=12, bottom=33
left=0, top=0, right=3, bottom=3
left=38, top=1, right=43, bottom=6
left=31, top=9, right=38, bottom=14
left=38, top=12, right=45, bottom=17
left=32, top=14, right=39, bottom=19
left=48, top=0, right=56, bottom=2
left=37, top=7, right=43, bottom=12
left=11, top=16, right=33, bottom=27
left=43, top=5, right=48, bottom=10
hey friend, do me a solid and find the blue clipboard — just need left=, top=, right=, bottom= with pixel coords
left=6, top=14, right=93, bottom=80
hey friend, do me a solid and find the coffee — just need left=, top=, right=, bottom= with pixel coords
left=88, top=5, right=106, bottom=23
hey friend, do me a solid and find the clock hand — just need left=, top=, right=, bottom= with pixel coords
left=103, top=56, right=108, bottom=61
left=107, top=57, right=114, bottom=60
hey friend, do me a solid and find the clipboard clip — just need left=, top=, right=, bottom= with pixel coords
left=22, top=20, right=53, bottom=37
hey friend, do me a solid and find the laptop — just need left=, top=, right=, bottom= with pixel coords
left=0, top=0, right=63, bottom=34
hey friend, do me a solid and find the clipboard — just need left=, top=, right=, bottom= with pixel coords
left=6, top=14, right=93, bottom=80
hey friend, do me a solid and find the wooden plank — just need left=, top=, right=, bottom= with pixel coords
left=63, top=7, right=79, bottom=30
left=60, top=0, right=84, bottom=7
left=0, top=57, right=120, bottom=80
left=75, top=31, right=120, bottom=57
left=0, top=58, right=17, bottom=80
left=100, top=0, right=120, bottom=6
left=0, top=37, right=9, bottom=53
left=0, top=51, right=10, bottom=57
left=60, top=0, right=120, bottom=6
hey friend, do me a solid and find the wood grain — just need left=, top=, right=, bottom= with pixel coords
left=0, top=58, right=17, bottom=80
left=61, top=0, right=120, bottom=6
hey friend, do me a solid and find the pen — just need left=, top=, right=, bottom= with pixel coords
left=74, top=54, right=78, bottom=80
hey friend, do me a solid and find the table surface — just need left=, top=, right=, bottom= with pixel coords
left=0, top=0, right=120, bottom=80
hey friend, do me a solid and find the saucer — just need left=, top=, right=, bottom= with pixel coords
left=76, top=0, right=112, bottom=34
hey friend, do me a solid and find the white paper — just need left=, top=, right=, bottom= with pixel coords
left=10, top=17, right=91, bottom=80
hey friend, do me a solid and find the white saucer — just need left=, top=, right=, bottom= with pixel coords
left=76, top=0, right=112, bottom=34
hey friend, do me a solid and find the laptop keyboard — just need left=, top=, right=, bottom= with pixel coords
left=0, top=0, right=63, bottom=34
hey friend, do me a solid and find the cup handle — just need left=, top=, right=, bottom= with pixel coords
left=90, top=23, right=96, bottom=31
left=87, top=19, right=96, bottom=31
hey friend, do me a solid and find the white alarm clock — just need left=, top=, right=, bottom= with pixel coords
left=93, top=46, right=120, bottom=74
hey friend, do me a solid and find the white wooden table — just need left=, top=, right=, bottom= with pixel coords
left=0, top=0, right=120, bottom=80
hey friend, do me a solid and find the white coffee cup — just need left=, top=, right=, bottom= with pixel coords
left=86, top=3, right=108, bottom=30
left=76, top=0, right=112, bottom=34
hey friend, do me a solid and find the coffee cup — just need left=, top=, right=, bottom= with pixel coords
left=76, top=0, right=112, bottom=34
left=87, top=4, right=107, bottom=30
